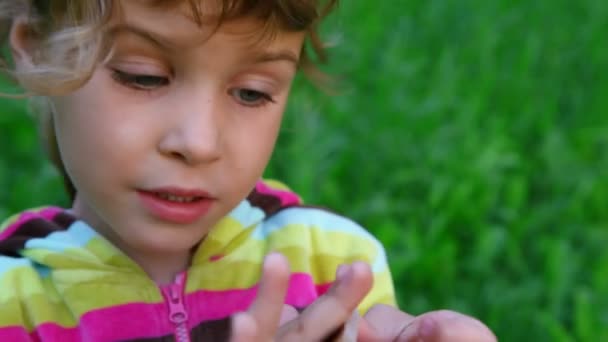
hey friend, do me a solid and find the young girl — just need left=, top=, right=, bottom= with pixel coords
left=0, top=1, right=497, bottom=341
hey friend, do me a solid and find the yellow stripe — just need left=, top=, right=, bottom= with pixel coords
left=59, top=280, right=162, bottom=317
left=0, top=264, right=47, bottom=303
left=358, top=270, right=397, bottom=314
left=196, top=218, right=257, bottom=261
left=0, top=296, right=74, bottom=331
left=0, top=265, right=74, bottom=330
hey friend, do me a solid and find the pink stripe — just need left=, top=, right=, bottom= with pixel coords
left=29, top=324, right=79, bottom=342
left=255, top=181, right=301, bottom=206
left=4, top=273, right=334, bottom=341
left=0, top=326, right=40, bottom=342
left=13, top=301, right=172, bottom=341
left=0, top=207, right=62, bottom=241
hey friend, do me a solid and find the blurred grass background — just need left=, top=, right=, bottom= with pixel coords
left=1, top=0, right=607, bottom=340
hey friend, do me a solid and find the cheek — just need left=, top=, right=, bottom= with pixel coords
left=51, top=108, right=114, bottom=191
left=51, top=91, right=152, bottom=188
left=230, top=106, right=284, bottom=172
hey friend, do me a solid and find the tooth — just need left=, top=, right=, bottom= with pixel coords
left=158, top=193, right=197, bottom=203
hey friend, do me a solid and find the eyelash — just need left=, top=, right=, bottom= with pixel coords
left=110, top=69, right=276, bottom=108
left=229, top=88, right=276, bottom=108
left=111, top=69, right=170, bottom=91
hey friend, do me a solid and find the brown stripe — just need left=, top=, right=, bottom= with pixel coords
left=245, top=189, right=336, bottom=219
left=190, top=317, right=232, bottom=341
left=0, top=217, right=67, bottom=257
left=124, top=312, right=344, bottom=341
left=126, top=317, right=232, bottom=342
left=246, top=187, right=284, bottom=217
left=246, top=191, right=349, bottom=224
left=51, top=211, right=78, bottom=229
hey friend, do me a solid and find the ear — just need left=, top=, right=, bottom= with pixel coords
left=9, top=16, right=35, bottom=69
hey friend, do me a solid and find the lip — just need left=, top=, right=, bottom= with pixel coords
left=137, top=187, right=216, bottom=224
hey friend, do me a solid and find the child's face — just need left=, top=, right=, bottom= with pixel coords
left=50, top=1, right=305, bottom=256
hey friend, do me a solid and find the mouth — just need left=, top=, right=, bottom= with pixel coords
left=137, top=187, right=215, bottom=224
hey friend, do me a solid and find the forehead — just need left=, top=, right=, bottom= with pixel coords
left=125, top=0, right=228, bottom=23
left=115, top=0, right=313, bottom=30
left=112, top=0, right=304, bottom=49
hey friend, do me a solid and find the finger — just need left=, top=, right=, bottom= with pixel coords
left=229, top=312, right=257, bottom=342
left=396, top=310, right=497, bottom=342
left=358, top=304, right=415, bottom=341
left=247, top=253, right=291, bottom=340
left=278, top=261, right=373, bottom=341
left=279, top=304, right=299, bottom=325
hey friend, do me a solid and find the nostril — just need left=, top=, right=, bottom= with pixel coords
left=169, top=151, right=186, bottom=160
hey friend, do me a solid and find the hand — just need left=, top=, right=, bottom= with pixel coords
left=229, top=254, right=373, bottom=341
left=229, top=255, right=497, bottom=342
left=358, top=304, right=497, bottom=342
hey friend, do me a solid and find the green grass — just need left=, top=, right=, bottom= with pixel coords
left=2, top=0, right=608, bottom=340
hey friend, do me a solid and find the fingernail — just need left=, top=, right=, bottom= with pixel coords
left=419, top=317, right=437, bottom=340
left=265, top=252, right=280, bottom=263
left=336, top=264, right=352, bottom=282
left=263, top=252, right=289, bottom=272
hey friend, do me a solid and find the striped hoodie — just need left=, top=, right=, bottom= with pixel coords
left=0, top=180, right=396, bottom=341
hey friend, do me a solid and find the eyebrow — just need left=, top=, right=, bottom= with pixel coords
left=251, top=51, right=300, bottom=67
left=108, top=24, right=176, bottom=50
left=108, top=24, right=300, bottom=66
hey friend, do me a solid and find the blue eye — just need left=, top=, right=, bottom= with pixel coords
left=231, top=88, right=275, bottom=107
left=111, top=69, right=170, bottom=90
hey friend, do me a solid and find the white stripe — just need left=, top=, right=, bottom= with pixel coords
left=24, top=221, right=98, bottom=252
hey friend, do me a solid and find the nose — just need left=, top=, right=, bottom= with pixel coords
left=158, top=93, right=222, bottom=165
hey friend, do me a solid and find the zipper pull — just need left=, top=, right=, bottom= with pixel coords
left=168, top=284, right=188, bottom=325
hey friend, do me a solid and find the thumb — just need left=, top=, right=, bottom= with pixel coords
left=357, top=304, right=416, bottom=341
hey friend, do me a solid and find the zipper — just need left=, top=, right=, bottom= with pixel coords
left=162, top=273, right=191, bottom=342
